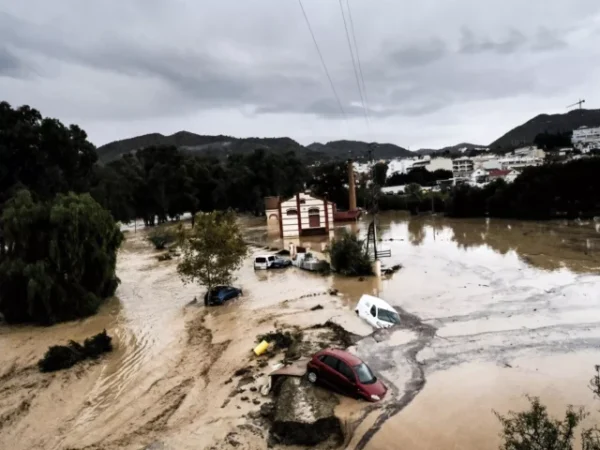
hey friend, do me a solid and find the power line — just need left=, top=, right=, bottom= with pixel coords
left=338, top=0, right=369, bottom=128
left=345, top=0, right=369, bottom=114
left=297, top=0, right=346, bottom=120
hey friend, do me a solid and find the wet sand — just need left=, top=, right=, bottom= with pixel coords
left=1, top=213, right=599, bottom=449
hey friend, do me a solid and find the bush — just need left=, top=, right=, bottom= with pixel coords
left=147, top=227, right=177, bottom=250
left=327, top=230, right=373, bottom=276
left=83, top=330, right=113, bottom=358
left=0, top=190, right=123, bottom=325
left=38, top=330, right=113, bottom=372
left=38, top=342, right=85, bottom=372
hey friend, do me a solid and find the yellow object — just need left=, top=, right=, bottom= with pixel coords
left=254, top=340, right=269, bottom=356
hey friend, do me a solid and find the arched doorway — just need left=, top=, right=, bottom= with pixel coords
left=308, top=208, right=320, bottom=228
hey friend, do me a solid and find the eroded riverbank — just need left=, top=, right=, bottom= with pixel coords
left=1, top=214, right=600, bottom=449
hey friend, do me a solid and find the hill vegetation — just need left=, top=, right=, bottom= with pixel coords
left=97, top=131, right=413, bottom=164
left=489, top=109, right=600, bottom=150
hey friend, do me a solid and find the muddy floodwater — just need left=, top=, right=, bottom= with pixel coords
left=1, top=213, right=600, bottom=450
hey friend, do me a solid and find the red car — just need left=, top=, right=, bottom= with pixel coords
left=306, top=348, right=387, bottom=401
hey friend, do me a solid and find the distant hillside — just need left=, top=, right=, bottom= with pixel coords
left=415, top=142, right=487, bottom=156
left=96, top=131, right=313, bottom=163
left=490, top=109, right=600, bottom=150
left=97, top=133, right=414, bottom=163
left=308, top=140, right=412, bottom=160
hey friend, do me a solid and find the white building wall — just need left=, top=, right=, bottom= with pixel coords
left=280, top=193, right=334, bottom=238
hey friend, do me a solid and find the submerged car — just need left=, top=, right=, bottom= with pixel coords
left=204, top=286, right=242, bottom=306
left=254, top=255, right=292, bottom=270
left=306, top=348, right=387, bottom=402
left=355, top=294, right=400, bottom=329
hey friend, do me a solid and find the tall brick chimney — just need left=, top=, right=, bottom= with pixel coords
left=348, top=160, right=357, bottom=211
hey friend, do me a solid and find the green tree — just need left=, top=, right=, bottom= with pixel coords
left=495, top=367, right=600, bottom=450
left=308, top=162, right=349, bottom=209
left=327, top=230, right=373, bottom=276
left=373, top=162, right=389, bottom=187
left=177, top=211, right=247, bottom=303
left=0, top=190, right=123, bottom=324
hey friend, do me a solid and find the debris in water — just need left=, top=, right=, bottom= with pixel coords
left=269, top=377, right=343, bottom=446
left=234, top=367, right=252, bottom=377
left=328, top=288, right=339, bottom=296
left=157, top=253, right=172, bottom=261
left=310, top=305, right=324, bottom=311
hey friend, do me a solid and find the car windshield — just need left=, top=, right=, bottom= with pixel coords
left=354, top=363, right=376, bottom=384
left=377, top=308, right=400, bottom=324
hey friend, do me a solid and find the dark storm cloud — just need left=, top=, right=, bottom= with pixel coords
left=1, top=0, right=599, bottom=147
left=389, top=38, right=448, bottom=67
left=0, top=46, right=26, bottom=77
left=459, top=27, right=527, bottom=54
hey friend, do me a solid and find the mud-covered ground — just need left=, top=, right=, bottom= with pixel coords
left=1, top=213, right=600, bottom=449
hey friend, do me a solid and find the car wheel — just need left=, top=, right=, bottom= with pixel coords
left=307, top=370, right=318, bottom=384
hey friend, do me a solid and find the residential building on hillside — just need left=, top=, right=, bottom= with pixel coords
left=487, top=169, right=511, bottom=181
left=499, top=156, right=543, bottom=170
left=572, top=126, right=600, bottom=149
left=471, top=168, right=488, bottom=184
left=452, top=157, right=474, bottom=178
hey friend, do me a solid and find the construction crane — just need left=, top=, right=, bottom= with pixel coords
left=567, top=99, right=586, bottom=110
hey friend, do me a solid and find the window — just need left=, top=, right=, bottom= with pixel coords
left=308, top=208, right=319, bottom=215
left=299, top=199, right=306, bottom=204
left=377, top=308, right=400, bottom=324
left=322, top=355, right=339, bottom=370
left=268, top=256, right=275, bottom=262
left=370, top=305, right=377, bottom=317
left=354, top=363, right=376, bottom=384
left=286, top=209, right=297, bottom=216
left=255, top=257, right=267, bottom=263
left=338, top=361, right=355, bottom=381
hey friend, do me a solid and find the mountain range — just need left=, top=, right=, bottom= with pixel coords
left=95, top=109, right=600, bottom=163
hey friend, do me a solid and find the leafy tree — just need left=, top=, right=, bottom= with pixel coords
left=309, top=162, right=349, bottom=209
left=495, top=366, right=600, bottom=450
left=177, top=211, right=247, bottom=300
left=327, top=230, right=373, bottom=276
left=534, top=131, right=573, bottom=150
left=373, top=162, right=389, bottom=187
left=0, top=102, right=98, bottom=254
left=0, top=190, right=123, bottom=324
left=446, top=158, right=600, bottom=219
left=386, top=167, right=452, bottom=187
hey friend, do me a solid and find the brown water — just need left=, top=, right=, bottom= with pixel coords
left=1, top=214, right=600, bottom=449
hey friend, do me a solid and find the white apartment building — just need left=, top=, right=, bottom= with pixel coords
left=499, top=156, right=543, bottom=171
left=572, top=126, right=600, bottom=149
left=452, top=157, right=474, bottom=178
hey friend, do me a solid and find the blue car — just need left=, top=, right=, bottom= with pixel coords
left=204, top=286, right=243, bottom=306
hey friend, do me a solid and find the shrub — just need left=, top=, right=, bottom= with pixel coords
left=327, top=230, right=373, bottom=276
left=147, top=227, right=177, bottom=250
left=37, top=331, right=113, bottom=372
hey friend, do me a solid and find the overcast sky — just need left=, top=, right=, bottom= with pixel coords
left=1, top=0, right=599, bottom=150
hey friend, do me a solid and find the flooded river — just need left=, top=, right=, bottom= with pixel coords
left=1, top=213, right=600, bottom=449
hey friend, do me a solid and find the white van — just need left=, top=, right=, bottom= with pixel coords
left=254, top=255, right=274, bottom=270
left=355, top=295, right=400, bottom=329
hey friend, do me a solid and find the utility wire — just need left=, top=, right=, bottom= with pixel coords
left=297, top=0, right=346, bottom=120
left=338, top=0, right=369, bottom=128
left=345, top=0, right=370, bottom=114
